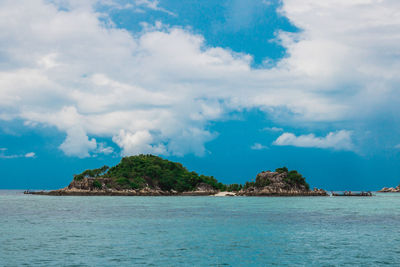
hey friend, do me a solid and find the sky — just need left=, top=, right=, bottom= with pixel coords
left=1, top=0, right=400, bottom=190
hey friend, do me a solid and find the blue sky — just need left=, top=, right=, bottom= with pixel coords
left=1, top=0, right=400, bottom=190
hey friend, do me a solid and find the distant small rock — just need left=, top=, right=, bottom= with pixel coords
left=378, top=185, right=400, bottom=192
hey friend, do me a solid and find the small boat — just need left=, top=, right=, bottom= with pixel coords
left=331, top=191, right=373, bottom=196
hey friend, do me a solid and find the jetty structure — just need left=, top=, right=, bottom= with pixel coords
left=331, top=191, right=373, bottom=197
left=25, top=154, right=327, bottom=196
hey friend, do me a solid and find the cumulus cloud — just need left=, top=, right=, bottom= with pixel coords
left=273, top=130, right=354, bottom=151
left=0, top=0, right=399, bottom=157
left=251, top=143, right=269, bottom=150
left=58, top=126, right=113, bottom=158
left=112, top=129, right=166, bottom=156
left=59, top=127, right=97, bottom=158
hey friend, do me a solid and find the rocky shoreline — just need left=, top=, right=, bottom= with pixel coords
left=25, top=178, right=219, bottom=196
left=26, top=190, right=217, bottom=196
left=26, top=188, right=327, bottom=197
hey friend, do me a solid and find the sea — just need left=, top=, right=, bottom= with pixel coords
left=1, top=190, right=400, bottom=266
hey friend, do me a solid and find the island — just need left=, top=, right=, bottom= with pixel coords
left=378, top=185, right=400, bottom=192
left=237, top=167, right=327, bottom=196
left=26, top=154, right=327, bottom=196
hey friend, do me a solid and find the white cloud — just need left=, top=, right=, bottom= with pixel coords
left=394, top=144, right=400, bottom=149
left=251, top=143, right=269, bottom=150
left=96, top=143, right=114, bottom=155
left=59, top=127, right=97, bottom=158
left=51, top=0, right=174, bottom=15
left=262, top=127, right=283, bottom=132
left=273, top=130, right=354, bottom=151
left=24, top=152, right=36, bottom=158
left=58, top=126, right=114, bottom=158
left=0, top=148, right=36, bottom=159
left=134, top=0, right=175, bottom=15
left=112, top=129, right=167, bottom=156
left=0, top=155, right=18, bottom=159
left=0, top=0, right=399, bottom=157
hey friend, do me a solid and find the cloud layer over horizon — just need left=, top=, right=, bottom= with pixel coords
left=1, top=0, right=400, bottom=157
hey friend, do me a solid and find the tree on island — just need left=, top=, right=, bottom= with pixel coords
left=74, top=165, right=109, bottom=181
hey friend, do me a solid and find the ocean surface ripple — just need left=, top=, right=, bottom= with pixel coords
left=1, top=191, right=400, bottom=266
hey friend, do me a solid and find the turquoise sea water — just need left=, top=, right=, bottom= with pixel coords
left=1, top=191, right=400, bottom=266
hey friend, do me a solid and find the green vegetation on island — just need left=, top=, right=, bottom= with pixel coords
left=276, top=166, right=310, bottom=190
left=74, top=154, right=225, bottom=192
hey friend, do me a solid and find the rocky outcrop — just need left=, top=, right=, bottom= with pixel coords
left=67, top=177, right=112, bottom=190
left=27, top=178, right=218, bottom=196
left=378, top=185, right=400, bottom=192
left=237, top=171, right=327, bottom=196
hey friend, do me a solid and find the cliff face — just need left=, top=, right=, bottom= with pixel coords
left=237, top=171, right=327, bottom=196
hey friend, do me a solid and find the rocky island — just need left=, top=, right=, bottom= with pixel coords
left=378, top=185, right=400, bottom=192
left=27, top=154, right=327, bottom=196
left=237, top=167, right=327, bottom=196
